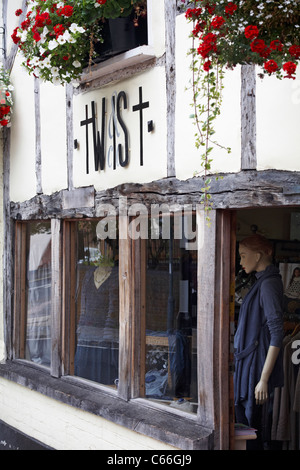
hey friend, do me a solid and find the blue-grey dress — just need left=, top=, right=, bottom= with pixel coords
left=234, top=265, right=284, bottom=426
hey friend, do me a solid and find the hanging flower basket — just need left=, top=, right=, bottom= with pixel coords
left=0, top=65, right=14, bottom=128
left=185, top=0, right=300, bottom=78
left=11, top=0, right=147, bottom=86
left=182, top=0, right=299, bottom=221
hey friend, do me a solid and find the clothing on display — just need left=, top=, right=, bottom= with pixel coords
left=271, top=327, right=300, bottom=450
left=285, top=277, right=300, bottom=299
left=74, top=265, right=119, bottom=385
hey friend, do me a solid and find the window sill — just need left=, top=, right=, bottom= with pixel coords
left=78, top=46, right=157, bottom=92
left=0, top=361, right=213, bottom=450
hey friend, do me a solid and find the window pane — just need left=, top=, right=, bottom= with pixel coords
left=25, top=222, right=52, bottom=366
left=74, top=221, right=119, bottom=387
left=145, top=215, right=198, bottom=414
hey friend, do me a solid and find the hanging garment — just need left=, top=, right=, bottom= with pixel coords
left=271, top=331, right=300, bottom=449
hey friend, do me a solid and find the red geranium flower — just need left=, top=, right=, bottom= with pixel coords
left=264, top=60, right=278, bottom=74
left=250, top=39, right=266, bottom=53
left=192, top=21, right=206, bottom=37
left=1, top=106, right=11, bottom=115
left=259, top=46, right=271, bottom=59
left=245, top=25, right=259, bottom=39
left=205, top=4, right=216, bottom=15
left=225, top=2, right=237, bottom=15
left=203, top=60, right=212, bottom=72
left=289, top=45, right=300, bottom=59
left=211, top=16, right=225, bottom=30
left=250, top=39, right=271, bottom=59
left=185, top=7, right=202, bottom=20
left=21, top=18, right=31, bottom=30
left=35, top=12, right=51, bottom=27
left=15, top=9, right=23, bottom=16
left=54, top=24, right=65, bottom=38
left=11, top=27, right=21, bottom=44
left=283, top=61, right=297, bottom=79
left=197, top=32, right=218, bottom=58
left=33, top=31, right=41, bottom=42
left=57, top=5, right=74, bottom=17
left=270, top=40, right=283, bottom=52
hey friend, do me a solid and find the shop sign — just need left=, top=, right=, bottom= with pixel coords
left=80, top=86, right=151, bottom=174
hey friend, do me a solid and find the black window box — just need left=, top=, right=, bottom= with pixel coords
left=92, top=14, right=148, bottom=65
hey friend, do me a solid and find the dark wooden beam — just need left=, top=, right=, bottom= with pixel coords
left=10, top=170, right=300, bottom=221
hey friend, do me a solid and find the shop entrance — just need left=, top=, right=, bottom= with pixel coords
left=232, top=206, right=300, bottom=450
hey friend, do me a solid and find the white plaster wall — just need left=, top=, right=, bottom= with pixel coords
left=40, top=81, right=68, bottom=195
left=175, top=13, right=300, bottom=178
left=10, top=53, right=37, bottom=203
left=175, top=14, right=241, bottom=181
left=73, top=66, right=168, bottom=191
left=256, top=67, right=300, bottom=171
left=10, top=76, right=68, bottom=201
left=147, top=0, right=166, bottom=58
left=5, top=0, right=23, bottom=59
left=0, top=378, right=177, bottom=450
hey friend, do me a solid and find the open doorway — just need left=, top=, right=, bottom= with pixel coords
left=233, top=206, right=300, bottom=450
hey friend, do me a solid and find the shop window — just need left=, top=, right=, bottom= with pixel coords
left=141, top=214, right=198, bottom=414
left=13, top=213, right=199, bottom=417
left=14, top=222, right=52, bottom=367
left=64, top=220, right=119, bottom=388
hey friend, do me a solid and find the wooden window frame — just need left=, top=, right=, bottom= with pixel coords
left=61, top=218, right=130, bottom=399
left=13, top=220, right=62, bottom=377
left=13, top=222, right=27, bottom=361
left=11, top=209, right=235, bottom=449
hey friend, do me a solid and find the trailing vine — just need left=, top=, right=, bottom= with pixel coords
left=189, top=34, right=229, bottom=223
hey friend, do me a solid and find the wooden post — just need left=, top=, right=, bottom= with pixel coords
left=34, top=77, right=43, bottom=195
left=213, top=210, right=236, bottom=449
left=2, top=126, right=14, bottom=361
left=51, top=219, right=62, bottom=378
left=118, top=209, right=132, bottom=401
left=66, top=84, right=74, bottom=191
left=165, top=0, right=176, bottom=177
left=62, top=221, right=77, bottom=376
left=197, top=209, right=236, bottom=448
left=241, top=64, right=257, bottom=170
left=13, top=222, right=26, bottom=360
left=197, top=209, right=216, bottom=430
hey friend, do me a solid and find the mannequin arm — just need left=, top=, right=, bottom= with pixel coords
left=255, top=345, right=280, bottom=405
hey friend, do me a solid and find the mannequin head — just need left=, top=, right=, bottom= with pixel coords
left=239, top=234, right=273, bottom=274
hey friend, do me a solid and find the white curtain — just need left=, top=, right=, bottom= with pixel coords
left=26, top=232, right=52, bottom=366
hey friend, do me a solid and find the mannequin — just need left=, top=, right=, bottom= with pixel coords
left=234, top=234, right=284, bottom=449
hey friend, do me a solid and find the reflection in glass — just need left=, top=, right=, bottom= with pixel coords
left=74, top=221, right=119, bottom=386
left=25, top=222, right=52, bottom=366
left=145, top=215, right=198, bottom=413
